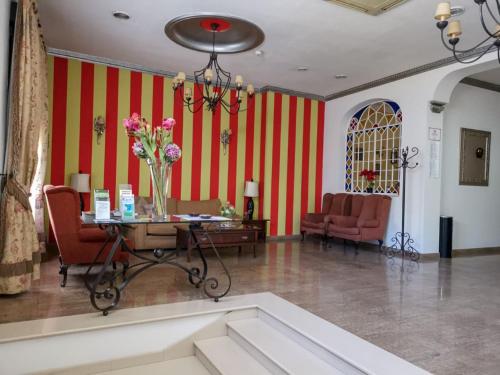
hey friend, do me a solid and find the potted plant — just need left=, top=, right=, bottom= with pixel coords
left=359, top=169, right=379, bottom=193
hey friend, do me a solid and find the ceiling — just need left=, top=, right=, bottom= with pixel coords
left=38, top=0, right=495, bottom=97
left=470, top=68, right=500, bottom=86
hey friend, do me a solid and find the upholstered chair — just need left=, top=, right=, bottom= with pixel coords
left=326, top=194, right=392, bottom=251
left=300, top=193, right=351, bottom=240
left=44, top=185, right=130, bottom=287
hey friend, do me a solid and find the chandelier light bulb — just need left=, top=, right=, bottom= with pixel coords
left=246, top=84, right=255, bottom=96
left=177, top=72, right=186, bottom=83
left=434, top=2, right=451, bottom=21
left=447, top=20, right=462, bottom=39
left=235, top=75, right=243, bottom=87
left=204, top=68, right=213, bottom=83
left=185, top=87, right=192, bottom=100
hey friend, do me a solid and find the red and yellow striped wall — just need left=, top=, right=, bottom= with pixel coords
left=46, top=56, right=325, bottom=236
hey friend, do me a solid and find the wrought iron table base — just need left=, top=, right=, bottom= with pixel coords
left=84, top=223, right=231, bottom=315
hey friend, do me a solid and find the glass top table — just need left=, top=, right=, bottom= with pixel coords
left=81, top=214, right=236, bottom=315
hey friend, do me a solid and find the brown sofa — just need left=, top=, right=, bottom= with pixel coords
left=131, top=197, right=222, bottom=250
left=325, top=194, right=392, bottom=250
left=300, top=193, right=351, bottom=240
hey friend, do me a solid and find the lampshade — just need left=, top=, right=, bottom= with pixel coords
left=70, top=173, right=90, bottom=193
left=244, top=181, right=259, bottom=197
left=434, top=2, right=451, bottom=21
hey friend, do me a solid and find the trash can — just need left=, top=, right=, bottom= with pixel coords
left=439, top=216, right=453, bottom=258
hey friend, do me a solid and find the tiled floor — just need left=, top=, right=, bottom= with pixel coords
left=1, top=239, right=500, bottom=374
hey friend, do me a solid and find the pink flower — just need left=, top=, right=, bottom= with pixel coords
left=132, top=141, right=146, bottom=158
left=162, top=117, right=176, bottom=131
left=164, top=143, right=181, bottom=165
left=123, top=114, right=141, bottom=134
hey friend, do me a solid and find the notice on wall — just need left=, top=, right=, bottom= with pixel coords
left=430, top=140, right=441, bottom=179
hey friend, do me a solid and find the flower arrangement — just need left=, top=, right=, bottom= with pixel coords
left=359, top=169, right=379, bottom=192
left=123, top=113, right=181, bottom=218
left=220, top=202, right=236, bottom=218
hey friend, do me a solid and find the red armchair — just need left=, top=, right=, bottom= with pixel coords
left=326, top=194, right=391, bottom=251
left=44, top=185, right=130, bottom=287
left=300, top=193, right=351, bottom=240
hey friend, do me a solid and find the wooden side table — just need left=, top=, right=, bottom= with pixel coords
left=241, top=219, right=269, bottom=242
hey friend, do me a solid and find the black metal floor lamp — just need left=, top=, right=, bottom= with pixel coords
left=386, top=146, right=420, bottom=267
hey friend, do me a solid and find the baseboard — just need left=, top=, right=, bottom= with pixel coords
left=267, top=235, right=302, bottom=241
left=451, top=247, right=500, bottom=257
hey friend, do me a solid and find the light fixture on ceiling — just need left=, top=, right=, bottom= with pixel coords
left=297, top=66, right=309, bottom=72
left=255, top=50, right=264, bottom=56
left=434, top=1, right=500, bottom=64
left=165, top=15, right=264, bottom=115
left=335, top=74, right=348, bottom=79
left=112, top=11, right=130, bottom=20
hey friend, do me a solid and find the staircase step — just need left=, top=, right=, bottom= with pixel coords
left=194, top=336, right=271, bottom=375
left=98, top=356, right=211, bottom=374
left=228, top=318, right=344, bottom=375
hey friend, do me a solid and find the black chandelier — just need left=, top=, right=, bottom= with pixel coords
left=171, top=22, right=255, bottom=115
left=434, top=1, right=500, bottom=64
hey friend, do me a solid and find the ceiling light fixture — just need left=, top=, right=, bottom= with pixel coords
left=112, top=11, right=130, bottom=20
left=255, top=50, right=264, bottom=56
left=297, top=66, right=309, bottom=72
left=335, top=74, right=348, bottom=79
left=434, top=1, right=500, bottom=64
left=166, top=15, right=264, bottom=115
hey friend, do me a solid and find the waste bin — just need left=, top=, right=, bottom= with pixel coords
left=439, top=216, right=453, bottom=258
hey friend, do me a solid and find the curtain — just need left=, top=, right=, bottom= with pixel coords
left=0, top=0, right=48, bottom=294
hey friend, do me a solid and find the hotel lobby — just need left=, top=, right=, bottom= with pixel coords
left=1, top=0, right=500, bottom=374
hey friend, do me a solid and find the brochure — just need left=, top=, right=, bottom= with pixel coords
left=94, top=189, right=110, bottom=221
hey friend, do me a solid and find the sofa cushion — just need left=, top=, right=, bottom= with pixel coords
left=146, top=223, right=177, bottom=236
left=331, top=215, right=358, bottom=227
left=135, top=196, right=177, bottom=215
left=356, top=195, right=379, bottom=227
left=350, top=195, right=365, bottom=217
left=176, top=199, right=221, bottom=216
left=328, top=224, right=360, bottom=236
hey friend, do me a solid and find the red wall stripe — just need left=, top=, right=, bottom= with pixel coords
left=243, top=95, right=255, bottom=213
left=151, top=75, right=164, bottom=196
left=300, top=98, right=312, bottom=220
left=258, top=92, right=267, bottom=219
left=51, top=57, right=68, bottom=186
left=315, top=101, right=325, bottom=212
left=103, top=67, right=118, bottom=209
left=227, top=90, right=238, bottom=206
left=78, top=62, right=94, bottom=210
left=171, top=86, right=183, bottom=199
left=128, top=71, right=142, bottom=196
left=209, top=101, right=221, bottom=199
left=270, top=93, right=282, bottom=235
left=285, top=96, right=297, bottom=235
left=191, top=84, right=203, bottom=200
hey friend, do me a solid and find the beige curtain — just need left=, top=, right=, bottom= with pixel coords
left=0, top=0, right=48, bottom=294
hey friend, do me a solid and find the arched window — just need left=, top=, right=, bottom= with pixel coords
left=345, top=101, right=401, bottom=194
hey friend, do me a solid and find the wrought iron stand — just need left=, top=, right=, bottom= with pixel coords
left=84, top=222, right=231, bottom=315
left=386, top=146, right=420, bottom=266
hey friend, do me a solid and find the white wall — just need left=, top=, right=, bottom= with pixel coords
left=324, top=53, right=499, bottom=253
left=441, top=83, right=500, bottom=250
left=0, top=0, right=11, bottom=171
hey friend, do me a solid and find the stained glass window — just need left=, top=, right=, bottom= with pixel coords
left=345, top=101, right=401, bottom=194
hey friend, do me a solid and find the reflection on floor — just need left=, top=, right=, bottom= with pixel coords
left=1, top=239, right=500, bottom=374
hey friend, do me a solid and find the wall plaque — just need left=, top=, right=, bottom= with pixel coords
left=459, top=128, right=491, bottom=186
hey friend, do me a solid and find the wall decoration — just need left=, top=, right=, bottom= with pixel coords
left=459, top=128, right=491, bottom=186
left=46, top=56, right=325, bottom=236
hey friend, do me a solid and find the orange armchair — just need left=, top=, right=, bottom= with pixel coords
left=326, top=194, right=392, bottom=250
left=44, top=185, right=130, bottom=287
left=300, top=193, right=351, bottom=240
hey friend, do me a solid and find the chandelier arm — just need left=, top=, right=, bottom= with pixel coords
left=484, top=1, right=500, bottom=25
left=452, top=43, right=496, bottom=64
left=441, top=28, right=495, bottom=53
left=481, top=3, right=500, bottom=37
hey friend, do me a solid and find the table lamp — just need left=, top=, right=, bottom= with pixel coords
left=244, top=180, right=259, bottom=220
left=70, top=173, right=90, bottom=213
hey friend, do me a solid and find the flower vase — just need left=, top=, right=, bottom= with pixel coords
left=147, top=158, right=171, bottom=220
left=366, top=186, right=374, bottom=193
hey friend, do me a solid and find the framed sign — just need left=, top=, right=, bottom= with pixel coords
left=459, top=128, right=491, bottom=186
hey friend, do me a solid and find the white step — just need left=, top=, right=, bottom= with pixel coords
left=195, top=336, right=271, bottom=375
left=228, top=318, right=344, bottom=375
left=97, top=356, right=211, bottom=374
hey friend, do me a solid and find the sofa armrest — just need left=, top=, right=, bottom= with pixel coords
left=330, top=215, right=358, bottom=227
left=303, top=213, right=326, bottom=223
left=360, top=219, right=380, bottom=228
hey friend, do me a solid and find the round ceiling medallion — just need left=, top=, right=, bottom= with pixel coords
left=165, top=14, right=265, bottom=54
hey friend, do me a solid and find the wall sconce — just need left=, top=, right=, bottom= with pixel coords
left=221, top=128, right=232, bottom=155
left=93, top=116, right=106, bottom=144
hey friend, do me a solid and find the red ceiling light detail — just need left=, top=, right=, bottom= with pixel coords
left=200, top=18, right=231, bottom=32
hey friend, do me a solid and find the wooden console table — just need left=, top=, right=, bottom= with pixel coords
left=176, top=223, right=260, bottom=262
